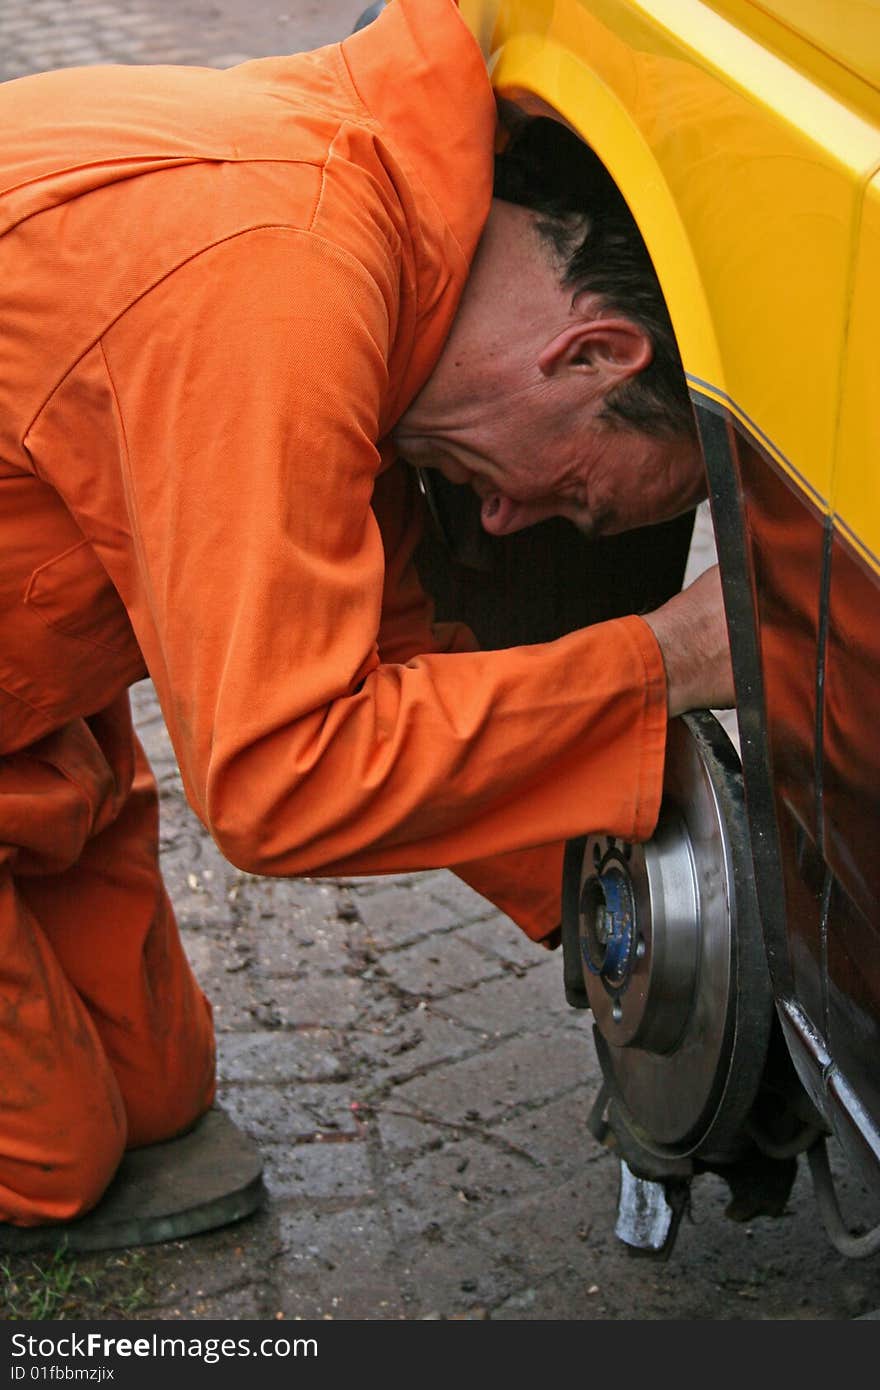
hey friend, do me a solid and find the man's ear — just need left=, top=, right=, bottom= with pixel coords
left=537, top=316, right=653, bottom=387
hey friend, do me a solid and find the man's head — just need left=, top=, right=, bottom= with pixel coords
left=393, top=116, right=706, bottom=538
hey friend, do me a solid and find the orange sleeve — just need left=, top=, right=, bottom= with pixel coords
left=100, top=226, right=668, bottom=930
left=371, top=460, right=566, bottom=939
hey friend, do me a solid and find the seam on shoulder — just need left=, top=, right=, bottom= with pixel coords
left=336, top=42, right=374, bottom=120
left=97, top=334, right=130, bottom=491
left=307, top=151, right=329, bottom=232
left=313, top=44, right=380, bottom=239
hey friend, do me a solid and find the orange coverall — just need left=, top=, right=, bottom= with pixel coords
left=0, top=0, right=667, bottom=1225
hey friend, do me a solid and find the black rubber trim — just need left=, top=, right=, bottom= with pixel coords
left=815, top=513, right=834, bottom=858
left=691, top=396, right=793, bottom=995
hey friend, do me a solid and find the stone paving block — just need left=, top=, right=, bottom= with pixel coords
left=488, top=1282, right=554, bottom=1319
left=261, top=1137, right=373, bottom=1204
left=114, top=12, right=177, bottom=30
left=0, top=19, right=36, bottom=39
left=0, top=1, right=205, bottom=80
left=395, top=1227, right=523, bottom=1318
left=160, top=833, right=236, bottom=925
left=325, top=870, right=434, bottom=893
left=220, top=1082, right=360, bottom=1146
left=205, top=50, right=252, bottom=66
left=239, top=879, right=346, bottom=948
left=437, top=955, right=576, bottom=1035
left=139, top=1281, right=275, bottom=1321
left=387, top=1032, right=589, bottom=1128
left=374, top=1108, right=444, bottom=1157
left=11, top=51, right=53, bottom=73
left=377, top=930, right=507, bottom=1000
left=56, top=42, right=105, bottom=62
left=423, top=871, right=500, bottom=922
left=348, top=989, right=406, bottom=1031
left=183, top=930, right=265, bottom=1031
left=246, top=973, right=369, bottom=1029
left=65, top=4, right=119, bottom=18
left=156, top=1284, right=270, bottom=1320
left=133, top=689, right=182, bottom=771
left=492, top=1275, right=618, bottom=1321
left=473, top=1173, right=612, bottom=1288
left=233, top=874, right=338, bottom=923
left=347, top=1008, right=480, bottom=1081
left=384, top=1133, right=538, bottom=1243
left=492, top=1088, right=604, bottom=1172
left=154, top=762, right=187, bottom=799
left=216, top=1030, right=343, bottom=1085
left=244, top=893, right=349, bottom=977
left=275, top=1207, right=404, bottom=1319
left=139, top=1214, right=281, bottom=1306
left=350, top=882, right=460, bottom=949
left=483, top=1162, right=879, bottom=1320
left=456, top=913, right=549, bottom=968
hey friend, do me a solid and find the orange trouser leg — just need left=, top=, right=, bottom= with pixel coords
left=0, top=697, right=215, bottom=1226
left=0, top=856, right=128, bottom=1225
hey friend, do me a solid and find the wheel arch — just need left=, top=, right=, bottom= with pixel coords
left=488, top=35, right=724, bottom=400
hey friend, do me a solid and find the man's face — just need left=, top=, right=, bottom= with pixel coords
left=392, top=200, right=706, bottom=539
left=393, top=343, right=706, bottom=539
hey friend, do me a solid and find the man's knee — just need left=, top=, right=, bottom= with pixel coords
left=0, top=1100, right=126, bottom=1228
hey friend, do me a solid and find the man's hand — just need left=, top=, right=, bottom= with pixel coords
left=642, top=565, right=734, bottom=717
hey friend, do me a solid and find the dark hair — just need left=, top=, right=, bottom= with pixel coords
left=493, top=115, right=695, bottom=439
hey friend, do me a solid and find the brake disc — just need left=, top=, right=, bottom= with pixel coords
left=562, top=711, right=773, bottom=1162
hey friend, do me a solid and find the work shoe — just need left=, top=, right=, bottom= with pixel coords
left=0, top=1106, right=264, bottom=1253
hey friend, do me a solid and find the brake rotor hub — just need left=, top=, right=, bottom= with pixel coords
left=563, top=712, right=773, bottom=1161
left=578, top=807, right=699, bottom=1055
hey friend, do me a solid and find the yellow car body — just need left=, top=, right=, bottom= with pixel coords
left=460, top=0, right=880, bottom=1216
left=461, top=0, right=879, bottom=543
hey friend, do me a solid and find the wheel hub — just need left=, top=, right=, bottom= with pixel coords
left=578, top=806, right=701, bottom=1054
left=563, top=712, right=773, bottom=1160
left=579, top=853, right=636, bottom=989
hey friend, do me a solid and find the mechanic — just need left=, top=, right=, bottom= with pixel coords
left=0, top=0, right=731, bottom=1239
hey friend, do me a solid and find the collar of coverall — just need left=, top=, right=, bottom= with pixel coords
left=340, top=0, right=498, bottom=327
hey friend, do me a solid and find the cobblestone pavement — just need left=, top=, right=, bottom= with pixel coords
left=3, top=0, right=880, bottom=1321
